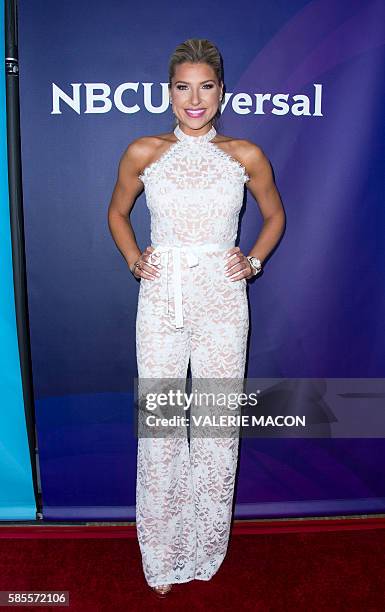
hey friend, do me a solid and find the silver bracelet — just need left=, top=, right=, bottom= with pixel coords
left=131, top=259, right=141, bottom=275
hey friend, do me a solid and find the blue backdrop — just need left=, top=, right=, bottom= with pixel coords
left=16, top=0, right=385, bottom=519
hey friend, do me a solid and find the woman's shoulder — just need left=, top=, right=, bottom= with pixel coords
left=129, top=131, right=176, bottom=151
left=122, top=132, right=176, bottom=174
left=215, top=132, right=263, bottom=154
left=214, top=133, right=267, bottom=173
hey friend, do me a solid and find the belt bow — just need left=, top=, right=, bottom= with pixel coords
left=148, top=241, right=234, bottom=329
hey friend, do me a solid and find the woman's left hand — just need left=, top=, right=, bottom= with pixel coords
left=224, top=246, right=253, bottom=281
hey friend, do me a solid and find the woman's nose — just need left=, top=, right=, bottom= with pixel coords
left=189, top=90, right=201, bottom=105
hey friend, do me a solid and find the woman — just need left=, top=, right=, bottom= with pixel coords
left=108, top=38, right=285, bottom=597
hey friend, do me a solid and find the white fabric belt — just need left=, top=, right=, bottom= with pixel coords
left=148, top=241, right=235, bottom=329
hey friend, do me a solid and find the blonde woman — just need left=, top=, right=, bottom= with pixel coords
left=108, top=38, right=285, bottom=597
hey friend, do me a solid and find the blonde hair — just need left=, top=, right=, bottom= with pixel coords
left=168, top=38, right=224, bottom=128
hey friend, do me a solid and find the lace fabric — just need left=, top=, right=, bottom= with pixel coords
left=135, top=124, right=250, bottom=587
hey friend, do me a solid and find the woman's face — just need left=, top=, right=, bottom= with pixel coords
left=169, top=62, right=223, bottom=134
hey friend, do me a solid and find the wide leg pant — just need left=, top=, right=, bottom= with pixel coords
left=135, top=251, right=249, bottom=587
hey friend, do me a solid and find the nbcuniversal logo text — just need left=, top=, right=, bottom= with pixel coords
left=51, top=82, right=323, bottom=116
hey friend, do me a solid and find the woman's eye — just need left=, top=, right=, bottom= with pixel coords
left=175, top=83, right=215, bottom=90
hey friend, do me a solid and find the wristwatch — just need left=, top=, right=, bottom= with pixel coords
left=246, top=256, right=262, bottom=276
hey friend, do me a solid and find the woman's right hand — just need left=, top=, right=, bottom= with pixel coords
left=130, top=246, right=161, bottom=280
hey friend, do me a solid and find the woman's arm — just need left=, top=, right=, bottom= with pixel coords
left=224, top=140, right=286, bottom=281
left=242, top=141, right=286, bottom=264
left=107, top=139, right=148, bottom=272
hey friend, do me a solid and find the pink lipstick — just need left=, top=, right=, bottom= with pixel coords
left=185, top=109, right=206, bottom=118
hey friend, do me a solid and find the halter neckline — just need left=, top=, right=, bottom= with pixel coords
left=174, top=123, right=217, bottom=144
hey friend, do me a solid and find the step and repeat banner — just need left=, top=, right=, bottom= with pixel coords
left=12, top=0, right=385, bottom=519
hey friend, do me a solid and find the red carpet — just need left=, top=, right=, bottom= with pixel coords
left=0, top=518, right=384, bottom=611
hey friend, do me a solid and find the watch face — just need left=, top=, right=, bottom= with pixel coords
left=248, top=257, right=261, bottom=273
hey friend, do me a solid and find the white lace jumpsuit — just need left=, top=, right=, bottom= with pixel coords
left=135, top=123, right=250, bottom=587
